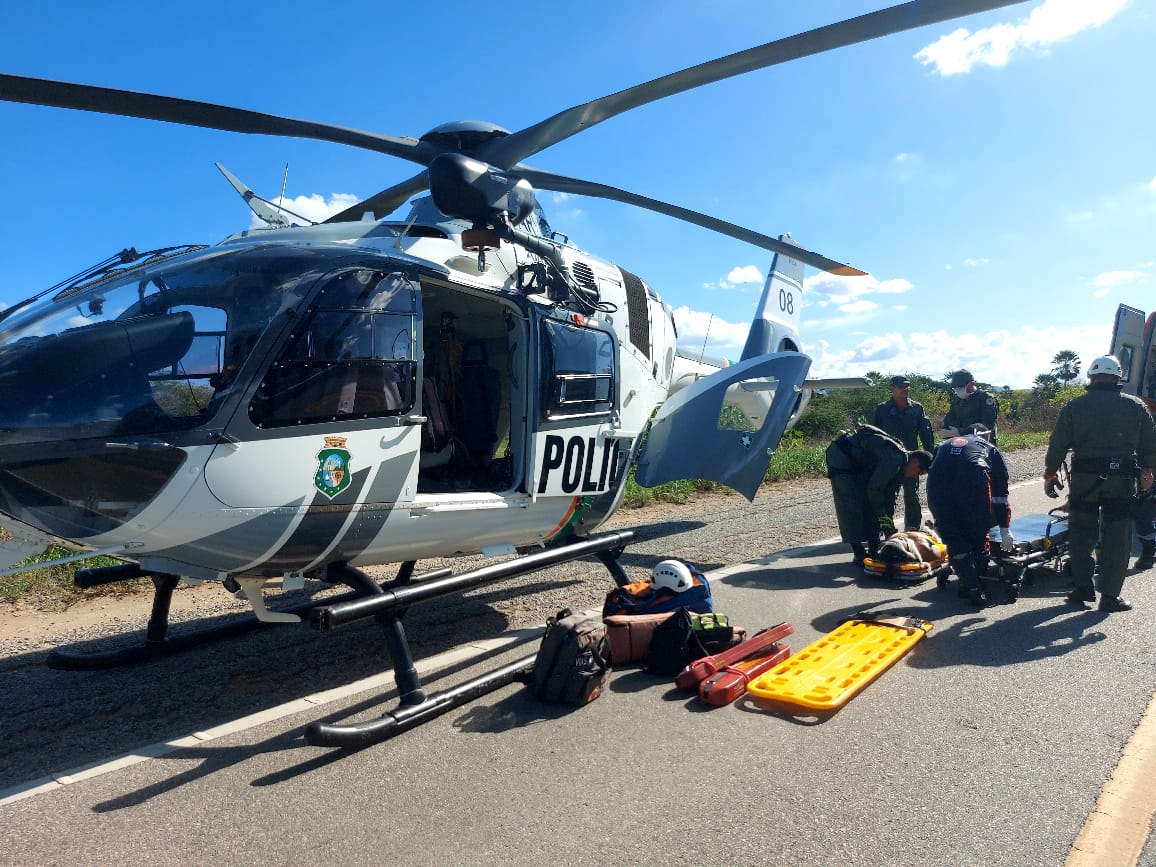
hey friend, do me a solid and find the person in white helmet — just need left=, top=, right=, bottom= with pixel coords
left=1044, top=355, right=1156, bottom=612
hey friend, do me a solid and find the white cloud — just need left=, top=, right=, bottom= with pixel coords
left=1092, top=270, right=1146, bottom=287
left=670, top=305, right=1111, bottom=389
left=247, top=192, right=361, bottom=228
left=670, top=306, right=750, bottom=355
left=964, top=257, right=990, bottom=267
left=1149, top=178, right=1156, bottom=192
left=915, top=0, right=1129, bottom=76
left=806, top=323, right=1110, bottom=389
left=726, top=265, right=764, bottom=285
left=803, top=272, right=914, bottom=310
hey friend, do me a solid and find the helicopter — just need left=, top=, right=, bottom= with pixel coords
left=0, top=2, right=1029, bottom=744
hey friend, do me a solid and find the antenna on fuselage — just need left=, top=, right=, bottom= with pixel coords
left=277, top=163, right=289, bottom=213
left=698, top=314, right=715, bottom=363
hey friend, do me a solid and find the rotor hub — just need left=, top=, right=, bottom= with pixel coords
left=419, top=121, right=510, bottom=156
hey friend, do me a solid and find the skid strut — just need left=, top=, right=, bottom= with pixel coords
left=45, top=561, right=450, bottom=670
left=306, top=530, right=636, bottom=749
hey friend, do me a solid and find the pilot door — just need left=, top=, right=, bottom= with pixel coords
left=203, top=267, right=424, bottom=564
left=1111, top=304, right=1153, bottom=405
left=528, top=315, right=623, bottom=517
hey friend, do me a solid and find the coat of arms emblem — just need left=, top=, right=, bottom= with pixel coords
left=314, top=436, right=352, bottom=499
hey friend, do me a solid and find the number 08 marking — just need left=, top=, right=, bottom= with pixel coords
left=778, top=288, right=794, bottom=315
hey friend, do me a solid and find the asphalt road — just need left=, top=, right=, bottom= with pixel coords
left=2, top=447, right=1155, bottom=866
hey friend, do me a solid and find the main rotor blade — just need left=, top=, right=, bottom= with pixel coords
left=0, top=73, right=436, bottom=165
left=325, top=170, right=431, bottom=223
left=479, top=0, right=1030, bottom=168
left=517, top=167, right=864, bottom=276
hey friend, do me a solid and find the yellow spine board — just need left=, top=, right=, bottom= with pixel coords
left=746, top=616, right=932, bottom=711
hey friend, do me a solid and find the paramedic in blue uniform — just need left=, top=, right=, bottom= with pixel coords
left=873, top=375, right=935, bottom=531
left=939, top=369, right=1000, bottom=444
left=926, top=425, right=1013, bottom=606
left=1044, top=355, right=1156, bottom=612
left=825, top=424, right=932, bottom=568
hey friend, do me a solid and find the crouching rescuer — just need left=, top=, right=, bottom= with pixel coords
left=1044, top=355, right=1156, bottom=613
left=926, top=425, right=1013, bottom=607
left=825, top=424, right=933, bottom=568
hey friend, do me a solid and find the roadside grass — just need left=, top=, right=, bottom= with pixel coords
left=621, top=429, right=1050, bottom=508
left=1, top=431, right=1052, bottom=611
left=0, top=543, right=147, bottom=611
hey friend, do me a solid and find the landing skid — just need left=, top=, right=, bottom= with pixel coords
left=306, top=530, right=635, bottom=748
left=44, top=564, right=449, bottom=671
left=43, top=531, right=636, bottom=749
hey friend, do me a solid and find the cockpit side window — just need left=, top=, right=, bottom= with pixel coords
left=540, top=318, right=615, bottom=420
left=250, top=270, right=418, bottom=427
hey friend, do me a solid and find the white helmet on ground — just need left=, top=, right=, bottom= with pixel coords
left=651, top=560, right=694, bottom=593
left=1087, top=355, right=1123, bottom=379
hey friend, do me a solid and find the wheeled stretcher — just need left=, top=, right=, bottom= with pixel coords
left=963, top=508, right=1070, bottom=601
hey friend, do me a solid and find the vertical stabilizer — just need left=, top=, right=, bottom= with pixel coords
left=741, top=233, right=804, bottom=361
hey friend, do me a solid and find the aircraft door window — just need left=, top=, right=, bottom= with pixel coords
left=250, top=270, right=418, bottom=427
left=541, top=318, right=614, bottom=419
left=1116, top=345, right=1134, bottom=383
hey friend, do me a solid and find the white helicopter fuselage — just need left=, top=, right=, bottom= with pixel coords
left=0, top=203, right=725, bottom=584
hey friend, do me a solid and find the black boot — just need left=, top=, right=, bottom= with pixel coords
left=850, top=543, right=869, bottom=571
left=851, top=542, right=868, bottom=568
left=1136, top=541, right=1156, bottom=570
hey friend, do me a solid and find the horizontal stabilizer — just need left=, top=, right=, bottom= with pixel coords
left=803, top=377, right=870, bottom=391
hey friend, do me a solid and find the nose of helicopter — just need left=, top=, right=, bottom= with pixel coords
left=0, top=438, right=188, bottom=541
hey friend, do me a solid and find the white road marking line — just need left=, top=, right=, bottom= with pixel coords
left=0, top=627, right=542, bottom=806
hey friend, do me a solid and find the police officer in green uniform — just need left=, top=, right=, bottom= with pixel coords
left=826, top=424, right=933, bottom=567
left=940, top=369, right=1000, bottom=444
left=1044, top=355, right=1156, bottom=612
left=873, top=375, right=935, bottom=530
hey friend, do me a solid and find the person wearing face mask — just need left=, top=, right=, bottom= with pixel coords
left=938, top=369, right=999, bottom=444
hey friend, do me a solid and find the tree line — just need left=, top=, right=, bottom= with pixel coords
left=792, top=350, right=1086, bottom=443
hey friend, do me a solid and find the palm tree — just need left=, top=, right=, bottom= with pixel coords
left=1051, top=350, right=1081, bottom=386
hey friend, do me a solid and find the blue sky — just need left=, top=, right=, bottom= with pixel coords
left=1, top=0, right=1152, bottom=389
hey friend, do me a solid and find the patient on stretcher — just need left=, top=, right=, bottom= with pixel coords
left=862, top=527, right=949, bottom=582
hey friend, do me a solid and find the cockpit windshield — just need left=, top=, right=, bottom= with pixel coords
left=0, top=245, right=333, bottom=444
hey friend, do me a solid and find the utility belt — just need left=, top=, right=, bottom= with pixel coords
left=1070, top=455, right=1138, bottom=476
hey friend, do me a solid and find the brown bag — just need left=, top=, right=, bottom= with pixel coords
left=603, top=611, right=679, bottom=665
left=605, top=611, right=746, bottom=666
